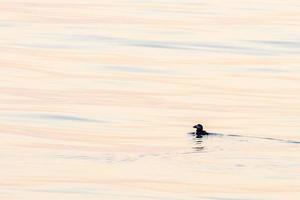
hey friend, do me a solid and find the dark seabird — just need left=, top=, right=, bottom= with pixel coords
left=193, top=123, right=208, bottom=137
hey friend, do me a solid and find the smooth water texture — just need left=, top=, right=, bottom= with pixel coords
left=0, top=0, right=300, bottom=199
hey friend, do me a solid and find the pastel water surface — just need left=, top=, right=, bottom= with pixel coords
left=0, top=0, right=300, bottom=199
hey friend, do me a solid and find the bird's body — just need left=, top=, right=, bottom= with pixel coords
left=193, top=123, right=209, bottom=137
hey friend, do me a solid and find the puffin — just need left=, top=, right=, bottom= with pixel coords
left=193, top=123, right=208, bottom=137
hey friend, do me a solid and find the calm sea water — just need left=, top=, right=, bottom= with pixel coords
left=1, top=0, right=300, bottom=199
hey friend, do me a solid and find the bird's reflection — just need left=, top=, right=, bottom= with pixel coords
left=192, top=145, right=204, bottom=152
left=189, top=134, right=205, bottom=152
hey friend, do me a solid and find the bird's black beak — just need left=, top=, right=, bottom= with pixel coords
left=193, top=125, right=197, bottom=128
